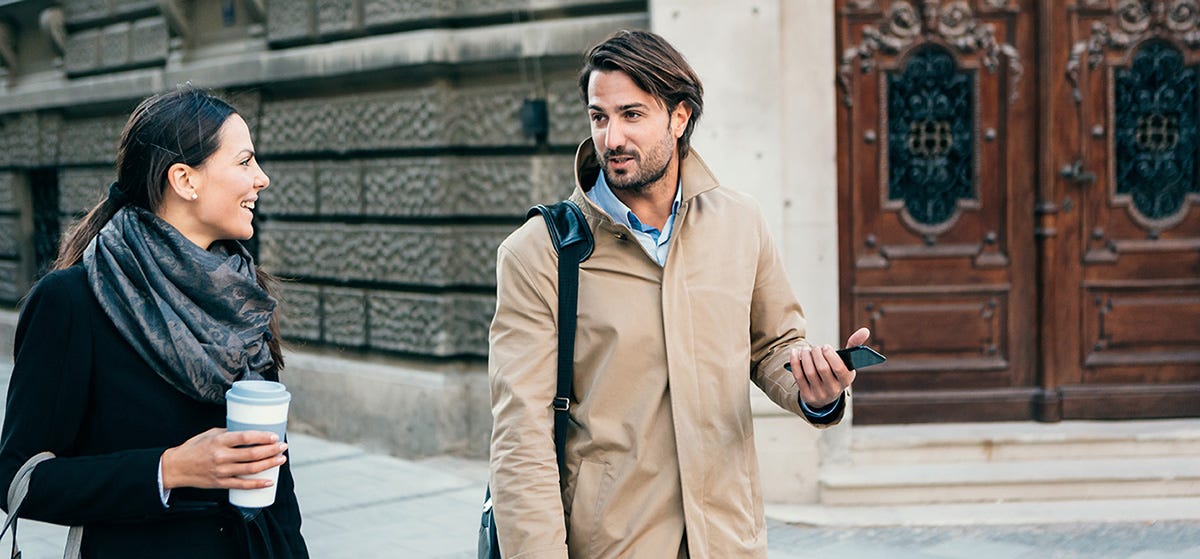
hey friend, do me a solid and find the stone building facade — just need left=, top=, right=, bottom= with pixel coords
left=0, top=0, right=844, bottom=504
left=0, top=0, right=644, bottom=351
left=0, top=0, right=646, bottom=453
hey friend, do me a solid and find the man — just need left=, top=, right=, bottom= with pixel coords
left=488, top=29, right=869, bottom=558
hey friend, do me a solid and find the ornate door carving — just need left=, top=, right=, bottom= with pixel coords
left=836, top=0, right=1037, bottom=423
left=1043, top=0, right=1200, bottom=419
left=837, top=0, right=1200, bottom=423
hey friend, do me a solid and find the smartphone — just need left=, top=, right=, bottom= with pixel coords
left=784, top=345, right=887, bottom=371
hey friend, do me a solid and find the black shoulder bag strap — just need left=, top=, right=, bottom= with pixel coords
left=526, top=200, right=595, bottom=472
left=480, top=200, right=593, bottom=559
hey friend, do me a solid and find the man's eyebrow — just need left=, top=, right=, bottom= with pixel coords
left=587, top=103, right=650, bottom=112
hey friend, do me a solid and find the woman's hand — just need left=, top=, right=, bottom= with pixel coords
left=160, top=428, right=288, bottom=490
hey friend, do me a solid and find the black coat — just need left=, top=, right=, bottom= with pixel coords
left=0, top=265, right=308, bottom=558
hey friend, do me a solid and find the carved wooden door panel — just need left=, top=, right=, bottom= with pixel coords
left=835, top=0, right=1037, bottom=423
left=1041, top=0, right=1200, bottom=419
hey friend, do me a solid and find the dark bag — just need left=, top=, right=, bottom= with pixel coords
left=478, top=200, right=594, bottom=559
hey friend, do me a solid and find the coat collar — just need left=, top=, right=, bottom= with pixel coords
left=571, top=138, right=721, bottom=222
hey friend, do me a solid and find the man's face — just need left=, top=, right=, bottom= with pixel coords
left=586, top=70, right=690, bottom=193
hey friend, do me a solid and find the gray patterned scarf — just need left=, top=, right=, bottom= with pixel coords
left=83, top=206, right=276, bottom=404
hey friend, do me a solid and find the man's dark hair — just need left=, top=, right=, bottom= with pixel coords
left=578, top=29, right=704, bottom=158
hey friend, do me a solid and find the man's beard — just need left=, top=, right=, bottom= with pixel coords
left=602, top=151, right=671, bottom=193
left=599, top=128, right=676, bottom=193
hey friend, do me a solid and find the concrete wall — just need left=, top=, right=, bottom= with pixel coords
left=651, top=0, right=844, bottom=503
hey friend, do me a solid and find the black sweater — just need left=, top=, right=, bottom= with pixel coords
left=0, top=265, right=308, bottom=558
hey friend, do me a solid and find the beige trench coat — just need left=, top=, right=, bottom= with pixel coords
left=489, top=140, right=842, bottom=559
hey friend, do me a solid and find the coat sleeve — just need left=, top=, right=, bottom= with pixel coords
left=746, top=207, right=845, bottom=427
left=0, top=271, right=170, bottom=525
left=488, top=236, right=570, bottom=559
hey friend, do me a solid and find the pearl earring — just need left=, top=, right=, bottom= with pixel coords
left=191, top=192, right=198, bottom=200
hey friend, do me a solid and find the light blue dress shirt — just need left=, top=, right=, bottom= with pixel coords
left=586, top=171, right=681, bottom=267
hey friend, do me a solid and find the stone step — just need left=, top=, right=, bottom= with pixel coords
left=766, top=496, right=1200, bottom=527
left=819, top=456, right=1200, bottom=506
left=849, top=419, right=1200, bottom=465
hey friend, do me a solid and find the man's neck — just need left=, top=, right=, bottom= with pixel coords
left=610, top=166, right=679, bottom=231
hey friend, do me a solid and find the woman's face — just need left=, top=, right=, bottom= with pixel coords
left=188, top=114, right=269, bottom=247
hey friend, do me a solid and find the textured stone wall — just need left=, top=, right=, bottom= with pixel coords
left=61, top=0, right=168, bottom=76
left=0, top=0, right=643, bottom=360
left=0, top=173, right=20, bottom=302
left=265, top=0, right=631, bottom=45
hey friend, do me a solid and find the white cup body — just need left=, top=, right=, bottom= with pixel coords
left=227, top=398, right=289, bottom=508
left=228, top=465, right=282, bottom=508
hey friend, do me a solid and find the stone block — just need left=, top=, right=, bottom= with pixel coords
left=548, top=79, right=590, bottom=146
left=113, top=0, right=157, bottom=17
left=278, top=283, right=322, bottom=342
left=58, top=115, right=125, bottom=165
left=225, top=90, right=263, bottom=136
left=362, top=0, right=441, bottom=27
left=258, top=88, right=445, bottom=154
left=59, top=168, right=112, bottom=215
left=0, top=217, right=20, bottom=257
left=359, top=158, right=442, bottom=216
left=257, top=223, right=510, bottom=287
left=324, top=287, right=368, bottom=346
left=462, top=369, right=493, bottom=457
left=317, top=0, right=360, bottom=35
left=99, top=24, right=131, bottom=69
left=316, top=164, right=362, bottom=215
left=37, top=114, right=63, bottom=167
left=63, top=0, right=156, bottom=25
left=444, top=155, right=576, bottom=214
left=65, top=18, right=168, bottom=74
left=359, top=155, right=574, bottom=217
left=0, top=261, right=21, bottom=303
left=0, top=173, right=18, bottom=212
left=267, top=0, right=316, bottom=43
left=64, top=29, right=101, bottom=74
left=0, top=114, right=41, bottom=168
left=444, top=86, right=528, bottom=147
left=259, top=161, right=317, bottom=215
left=0, top=113, right=64, bottom=169
left=260, top=155, right=574, bottom=219
left=283, top=0, right=640, bottom=41
left=282, top=349, right=490, bottom=458
left=62, top=0, right=109, bottom=25
left=440, top=226, right=511, bottom=286
left=129, top=18, right=169, bottom=64
left=257, top=82, right=568, bottom=155
left=367, top=292, right=493, bottom=356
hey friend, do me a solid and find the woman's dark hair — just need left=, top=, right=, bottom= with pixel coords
left=53, top=87, right=285, bottom=370
left=578, top=29, right=704, bottom=158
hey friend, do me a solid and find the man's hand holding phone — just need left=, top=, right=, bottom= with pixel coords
left=786, top=327, right=876, bottom=409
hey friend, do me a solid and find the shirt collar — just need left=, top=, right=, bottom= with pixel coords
left=589, top=171, right=682, bottom=234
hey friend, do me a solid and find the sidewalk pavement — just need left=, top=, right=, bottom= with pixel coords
left=2, top=358, right=1199, bottom=558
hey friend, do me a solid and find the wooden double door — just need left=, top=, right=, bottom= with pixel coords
left=836, top=0, right=1200, bottom=423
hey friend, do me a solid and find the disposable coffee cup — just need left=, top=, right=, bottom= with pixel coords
left=226, top=380, right=291, bottom=508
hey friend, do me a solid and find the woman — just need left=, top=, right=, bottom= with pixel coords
left=0, top=88, right=308, bottom=558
